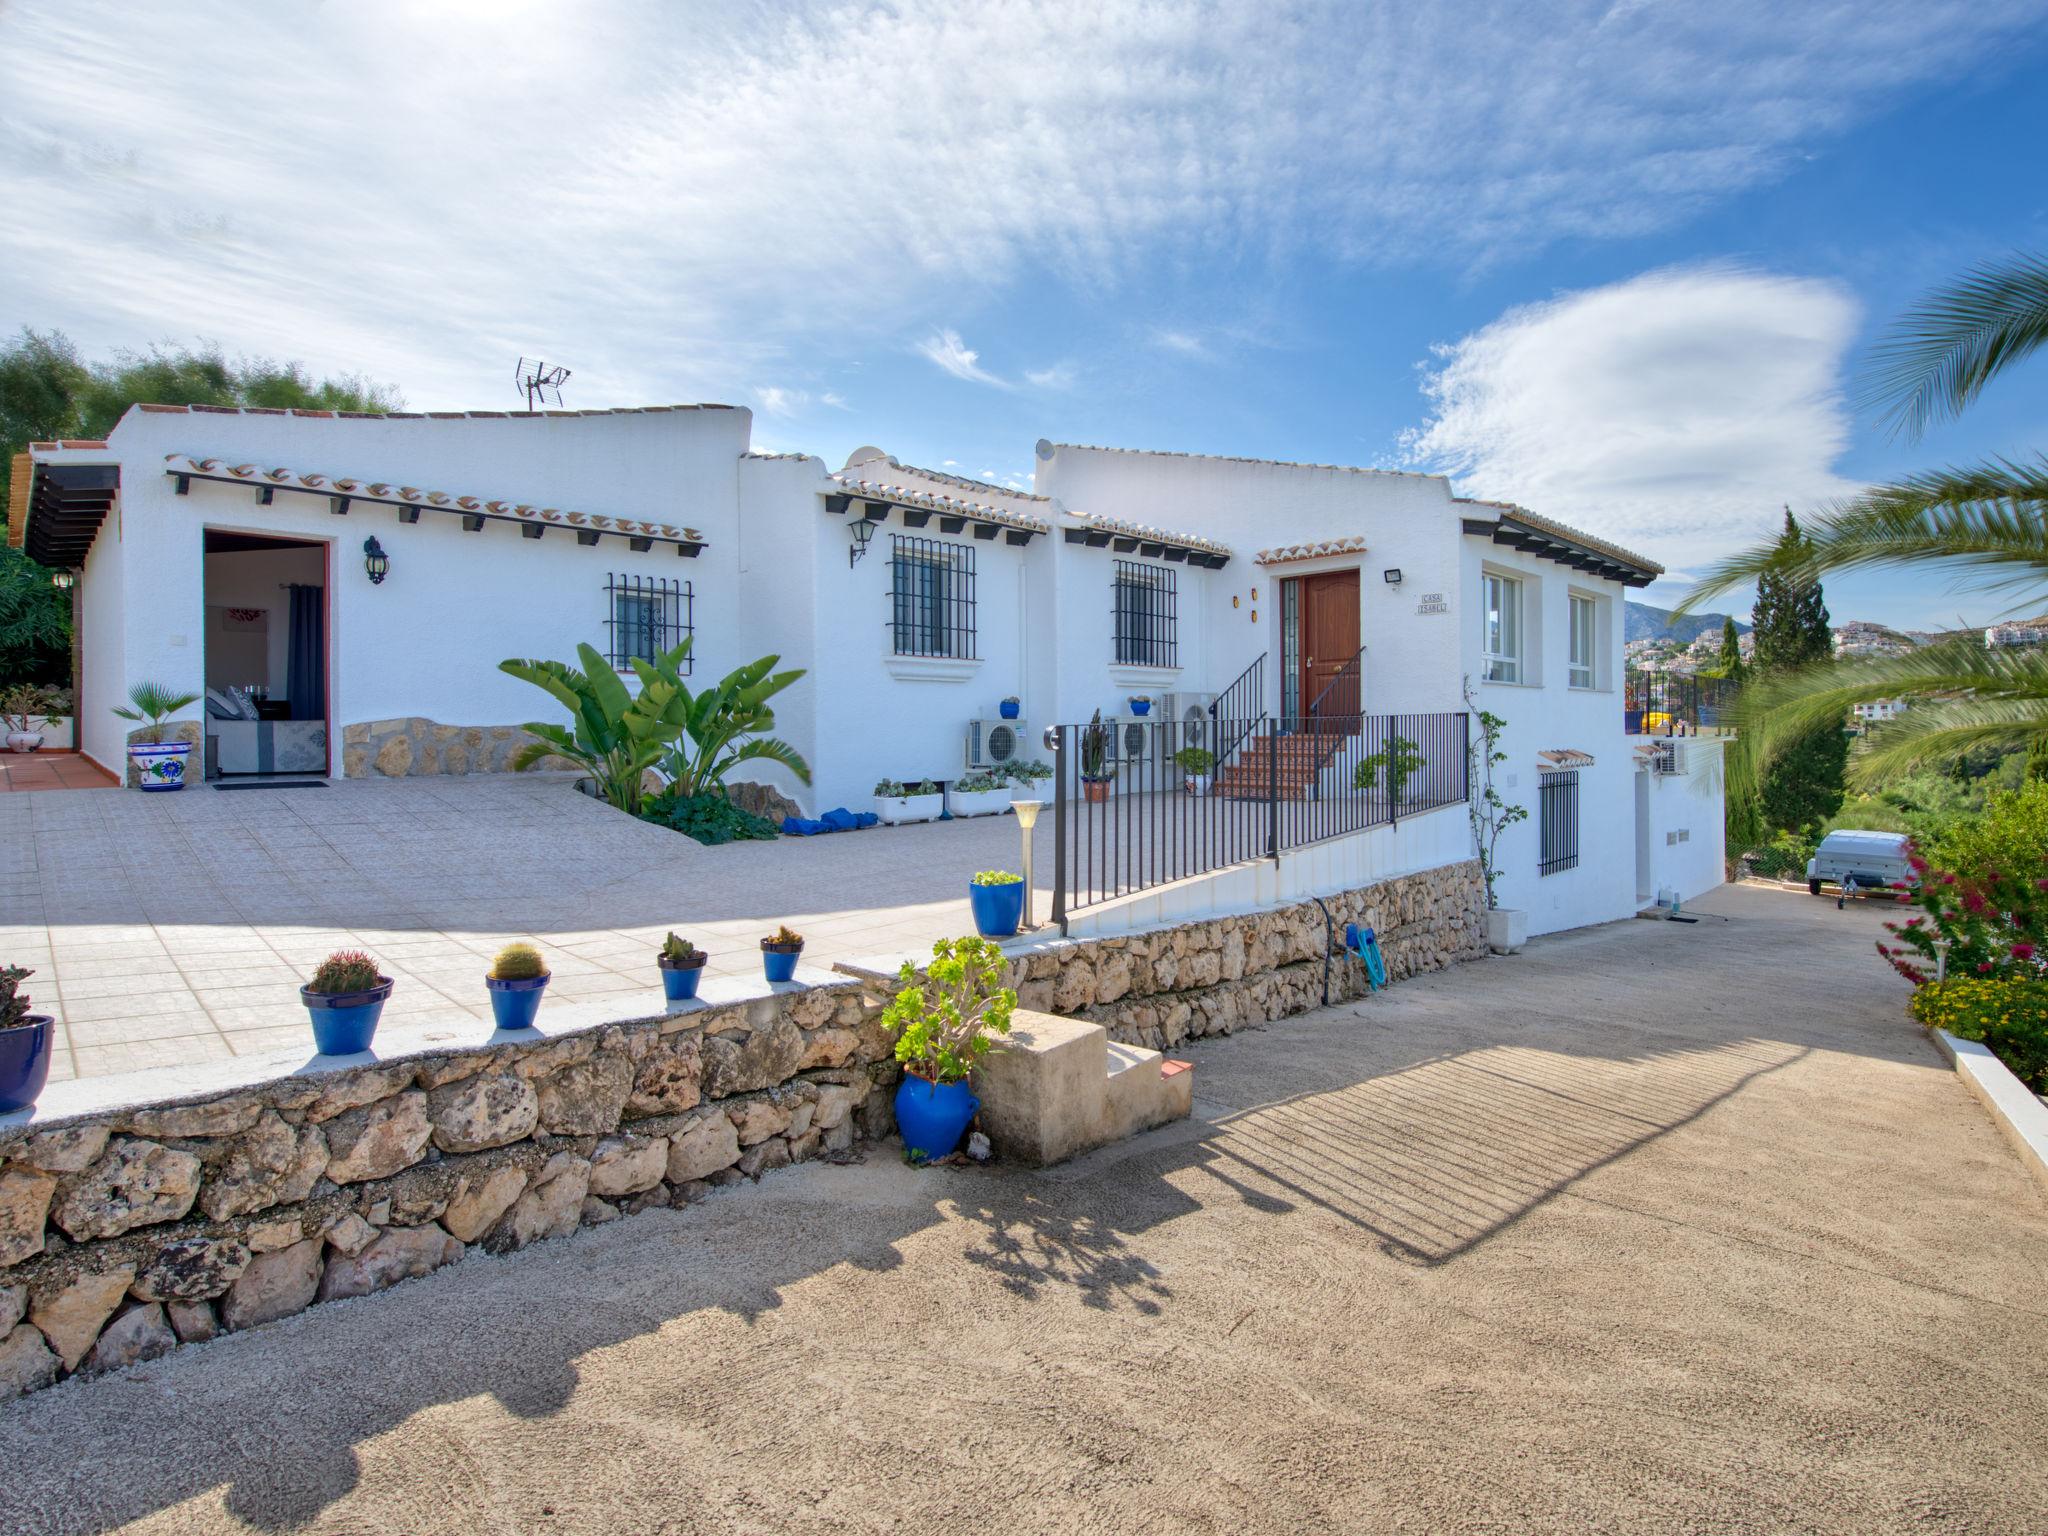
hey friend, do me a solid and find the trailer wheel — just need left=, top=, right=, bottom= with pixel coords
left=1808, top=878, right=1822, bottom=896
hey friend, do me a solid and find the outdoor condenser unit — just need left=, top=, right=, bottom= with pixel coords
left=964, top=718, right=1028, bottom=770
left=1164, top=692, right=1218, bottom=751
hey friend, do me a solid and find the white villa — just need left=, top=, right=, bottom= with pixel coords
left=11, top=402, right=1724, bottom=937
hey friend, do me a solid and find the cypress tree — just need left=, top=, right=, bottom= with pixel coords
left=1713, top=616, right=1745, bottom=682
left=1750, top=509, right=1847, bottom=832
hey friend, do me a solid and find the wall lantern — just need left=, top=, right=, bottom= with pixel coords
left=363, top=535, right=390, bottom=585
left=848, top=515, right=877, bottom=568
left=49, top=569, right=75, bottom=591
left=1382, top=568, right=1403, bottom=587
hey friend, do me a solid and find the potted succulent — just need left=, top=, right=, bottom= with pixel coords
left=998, top=758, right=1053, bottom=791
left=968, top=869, right=1025, bottom=937
left=2, top=686, right=47, bottom=754
left=486, top=942, right=551, bottom=1029
left=947, top=770, right=1012, bottom=819
left=1175, top=745, right=1215, bottom=795
left=301, top=949, right=393, bottom=1056
left=658, top=931, right=707, bottom=1002
left=998, top=695, right=1022, bottom=721
left=0, top=966, right=54, bottom=1115
left=883, top=936, right=1016, bottom=1161
left=761, top=924, right=804, bottom=984
left=1079, top=711, right=1116, bottom=803
left=874, top=777, right=944, bottom=825
left=113, top=681, right=202, bottom=790
left=1354, top=734, right=1426, bottom=805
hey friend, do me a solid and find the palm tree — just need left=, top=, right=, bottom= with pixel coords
left=1682, top=251, right=2048, bottom=784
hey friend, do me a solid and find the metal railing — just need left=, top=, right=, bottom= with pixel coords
left=1210, top=651, right=1266, bottom=770
left=1624, top=669, right=1738, bottom=736
left=1048, top=709, right=1470, bottom=930
left=1304, top=645, right=1365, bottom=724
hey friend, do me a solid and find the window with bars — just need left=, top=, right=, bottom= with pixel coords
left=605, top=574, right=693, bottom=672
left=1539, top=769, right=1579, bottom=876
left=890, top=535, right=976, bottom=658
left=1113, top=559, right=1178, bottom=667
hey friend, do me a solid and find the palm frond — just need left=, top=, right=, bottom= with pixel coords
left=1678, top=457, right=2048, bottom=614
left=1861, top=251, right=2048, bottom=441
left=1851, top=696, right=2048, bottom=783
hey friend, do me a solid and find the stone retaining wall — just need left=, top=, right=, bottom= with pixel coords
left=340, top=718, right=571, bottom=777
left=0, top=983, right=894, bottom=1399
left=998, top=860, right=1488, bottom=1049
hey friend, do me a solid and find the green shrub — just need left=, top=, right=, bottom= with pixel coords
left=998, top=759, right=1052, bottom=786
left=309, top=950, right=381, bottom=994
left=882, top=936, right=1016, bottom=1085
left=1354, top=734, right=1424, bottom=798
left=0, top=965, right=35, bottom=1030
left=970, top=869, right=1022, bottom=886
left=489, top=942, right=548, bottom=981
left=1908, top=977, right=2048, bottom=1093
left=1928, top=780, right=2048, bottom=881
left=641, top=789, right=779, bottom=845
left=1174, top=746, right=1215, bottom=775
left=874, top=779, right=939, bottom=798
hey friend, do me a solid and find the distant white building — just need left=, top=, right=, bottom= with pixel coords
left=15, top=404, right=1722, bottom=938
left=1853, top=698, right=1908, bottom=724
left=1985, top=622, right=2048, bottom=649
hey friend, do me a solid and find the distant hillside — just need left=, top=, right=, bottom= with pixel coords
left=1626, top=601, right=1749, bottom=646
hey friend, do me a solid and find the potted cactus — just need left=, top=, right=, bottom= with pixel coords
left=760, top=924, right=804, bottom=984
left=1080, top=711, right=1116, bottom=803
left=0, top=966, right=54, bottom=1114
left=486, top=942, right=550, bottom=1029
left=967, top=869, right=1025, bottom=938
left=1175, top=745, right=1215, bottom=796
left=882, top=936, right=1016, bottom=1161
left=301, top=950, right=393, bottom=1056
left=658, top=931, right=707, bottom=1002
left=998, top=695, right=1021, bottom=721
left=112, top=681, right=202, bottom=790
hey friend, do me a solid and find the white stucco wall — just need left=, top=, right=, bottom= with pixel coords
left=68, top=406, right=751, bottom=774
left=1636, top=737, right=1727, bottom=907
left=75, top=497, right=126, bottom=774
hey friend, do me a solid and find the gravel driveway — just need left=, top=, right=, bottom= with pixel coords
left=3, top=882, right=2043, bottom=1534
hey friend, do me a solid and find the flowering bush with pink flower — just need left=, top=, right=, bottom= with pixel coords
left=1877, top=842, right=2047, bottom=986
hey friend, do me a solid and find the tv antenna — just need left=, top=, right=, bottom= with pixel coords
left=515, top=357, right=571, bottom=410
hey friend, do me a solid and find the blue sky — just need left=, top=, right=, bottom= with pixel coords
left=4, top=0, right=2046, bottom=628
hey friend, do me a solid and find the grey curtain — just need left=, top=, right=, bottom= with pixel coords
left=285, top=584, right=324, bottom=721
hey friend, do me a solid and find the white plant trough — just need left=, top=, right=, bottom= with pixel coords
left=948, top=786, right=1015, bottom=819
left=875, top=792, right=944, bottom=826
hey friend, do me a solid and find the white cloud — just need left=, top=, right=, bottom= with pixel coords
left=917, top=330, right=1010, bottom=388
left=1403, top=265, right=1862, bottom=579
left=820, top=390, right=849, bottom=409
left=0, top=2, right=2036, bottom=408
left=1153, top=330, right=1207, bottom=357
left=751, top=385, right=809, bottom=416
left=1024, top=364, right=1075, bottom=389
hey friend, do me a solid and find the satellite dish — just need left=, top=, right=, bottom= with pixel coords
left=515, top=357, right=572, bottom=410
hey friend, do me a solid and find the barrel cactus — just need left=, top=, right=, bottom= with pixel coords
left=309, top=950, right=381, bottom=995
left=489, top=942, right=548, bottom=981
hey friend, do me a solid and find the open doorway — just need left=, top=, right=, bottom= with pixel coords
left=201, top=531, right=330, bottom=778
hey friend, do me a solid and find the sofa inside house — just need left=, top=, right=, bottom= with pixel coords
left=204, top=687, right=327, bottom=776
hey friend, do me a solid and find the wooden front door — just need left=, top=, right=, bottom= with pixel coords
left=1299, top=569, right=1361, bottom=722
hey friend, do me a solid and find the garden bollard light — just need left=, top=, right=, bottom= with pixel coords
left=1011, top=798, right=1043, bottom=930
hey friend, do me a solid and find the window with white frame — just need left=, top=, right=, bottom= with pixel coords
left=1569, top=594, right=1597, bottom=690
left=1482, top=571, right=1523, bottom=683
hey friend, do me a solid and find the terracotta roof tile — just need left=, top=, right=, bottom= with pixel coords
left=828, top=475, right=1050, bottom=535
left=1256, top=535, right=1369, bottom=565
left=1063, top=510, right=1232, bottom=558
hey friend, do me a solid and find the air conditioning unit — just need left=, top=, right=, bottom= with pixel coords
left=1648, top=740, right=1683, bottom=776
left=1165, top=692, right=1219, bottom=752
left=1097, top=715, right=1156, bottom=760
left=964, top=718, right=1028, bottom=770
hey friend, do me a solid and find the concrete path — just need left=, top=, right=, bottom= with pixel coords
left=4, top=883, right=2045, bottom=1534
left=0, top=775, right=1054, bottom=1082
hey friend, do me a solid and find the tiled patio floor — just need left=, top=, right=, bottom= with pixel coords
left=0, top=775, right=1054, bottom=1084
left=0, top=751, right=119, bottom=793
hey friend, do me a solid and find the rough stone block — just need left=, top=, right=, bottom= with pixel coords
left=83, top=1302, right=177, bottom=1375
left=323, top=1091, right=433, bottom=1184
left=0, top=1324, right=59, bottom=1398
left=699, top=1016, right=804, bottom=1098
left=485, top=1157, right=590, bottom=1253
left=0, top=1167, right=57, bottom=1266
left=728, top=1097, right=793, bottom=1147
left=165, top=1299, right=218, bottom=1344
left=626, top=1036, right=702, bottom=1116
left=14, top=1124, right=110, bottom=1174
left=665, top=1113, right=740, bottom=1183
left=54, top=1140, right=202, bottom=1241
left=317, top=1224, right=463, bottom=1302
left=441, top=1164, right=530, bottom=1244
left=534, top=1054, right=633, bottom=1136
left=30, top=1265, right=137, bottom=1370
left=220, top=1238, right=323, bottom=1332
left=736, top=1138, right=792, bottom=1179
left=200, top=1111, right=328, bottom=1221
left=587, top=1136, right=667, bottom=1200
left=430, top=1075, right=540, bottom=1154
left=132, top=1234, right=253, bottom=1302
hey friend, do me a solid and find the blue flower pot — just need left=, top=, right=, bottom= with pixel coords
left=998, top=700, right=1021, bottom=719
left=487, top=973, right=549, bottom=1030
left=0, top=1016, right=53, bottom=1114
left=762, top=945, right=802, bottom=983
left=660, top=959, right=705, bottom=1001
left=968, top=879, right=1024, bottom=938
left=894, top=1075, right=979, bottom=1161
left=301, top=980, right=393, bottom=1056
left=1128, top=698, right=1151, bottom=716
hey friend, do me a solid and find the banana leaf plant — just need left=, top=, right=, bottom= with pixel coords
left=499, top=642, right=699, bottom=811
left=636, top=640, right=811, bottom=796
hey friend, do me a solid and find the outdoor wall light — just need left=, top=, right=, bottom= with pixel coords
left=1383, top=567, right=1403, bottom=586
left=363, top=535, right=389, bottom=585
left=848, top=515, right=877, bottom=568
left=49, top=569, right=75, bottom=591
